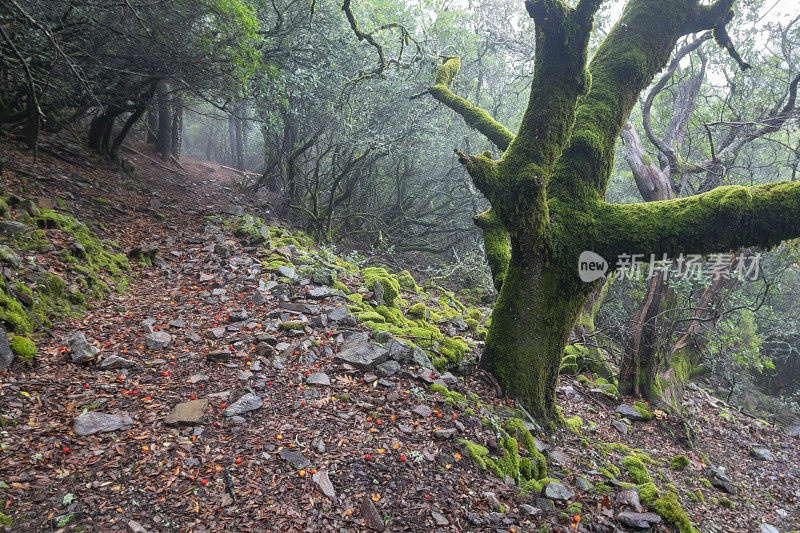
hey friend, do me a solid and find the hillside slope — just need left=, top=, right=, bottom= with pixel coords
left=0, top=140, right=797, bottom=532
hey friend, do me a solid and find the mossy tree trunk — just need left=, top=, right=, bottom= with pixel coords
left=426, top=0, right=800, bottom=425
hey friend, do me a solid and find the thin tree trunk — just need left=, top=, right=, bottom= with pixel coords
left=155, top=80, right=171, bottom=157
left=170, top=95, right=182, bottom=159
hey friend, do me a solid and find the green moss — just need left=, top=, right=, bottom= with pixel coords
left=504, top=418, right=547, bottom=480
left=0, top=511, right=11, bottom=526
left=633, top=401, right=655, bottom=421
left=428, top=383, right=466, bottom=404
left=637, top=482, right=660, bottom=506
left=457, top=439, right=490, bottom=470
left=375, top=305, right=407, bottom=327
left=361, top=267, right=400, bottom=306
left=600, top=464, right=620, bottom=479
left=687, top=489, right=705, bottom=504
left=719, top=497, right=734, bottom=509
left=698, top=478, right=712, bottom=488
left=332, top=281, right=349, bottom=293
left=652, top=492, right=699, bottom=533
left=564, top=416, right=583, bottom=434
left=396, top=270, right=420, bottom=292
left=357, top=311, right=385, bottom=324
left=622, top=455, right=652, bottom=484
left=346, top=293, right=363, bottom=304
left=233, top=214, right=272, bottom=246
left=670, top=455, right=690, bottom=471
left=10, top=335, right=36, bottom=364
left=279, top=321, right=307, bottom=331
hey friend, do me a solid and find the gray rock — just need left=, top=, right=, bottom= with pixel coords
left=519, top=504, right=540, bottom=516
left=214, top=242, right=234, bottom=258
left=0, top=326, right=13, bottom=370
left=126, top=520, right=150, bottom=533
left=751, top=447, right=774, bottom=461
left=145, top=331, right=172, bottom=350
left=334, top=333, right=389, bottom=371
left=73, top=412, right=134, bottom=436
left=385, top=338, right=413, bottom=362
left=206, top=327, right=226, bottom=339
left=440, top=372, right=458, bottom=385
left=411, top=346, right=433, bottom=368
left=206, top=349, right=231, bottom=362
left=327, top=306, right=349, bottom=322
left=307, top=287, right=334, bottom=300
left=188, top=373, right=208, bottom=383
left=360, top=494, right=385, bottom=531
left=616, top=404, right=648, bottom=422
left=222, top=393, right=263, bottom=417
left=306, top=372, right=331, bottom=386
left=376, top=359, right=400, bottom=377
left=276, top=265, right=296, bottom=279
left=617, top=512, right=661, bottom=529
left=164, top=399, right=208, bottom=426
left=548, top=449, right=570, bottom=466
left=450, top=317, right=468, bottom=331
left=279, top=449, right=310, bottom=470
left=789, top=424, right=800, bottom=438
left=312, top=469, right=336, bottom=501
left=228, top=308, right=249, bottom=322
left=760, top=524, right=780, bottom=533
left=612, top=419, right=630, bottom=435
left=414, top=405, right=433, bottom=417
left=543, top=481, right=574, bottom=501
left=0, top=220, right=32, bottom=235
left=434, top=428, right=456, bottom=440
left=483, top=491, right=502, bottom=511
left=431, top=511, right=449, bottom=526
left=67, top=331, right=98, bottom=364
left=99, top=355, right=135, bottom=370
left=0, top=245, right=22, bottom=268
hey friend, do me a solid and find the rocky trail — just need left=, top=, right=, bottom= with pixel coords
left=0, top=142, right=798, bottom=532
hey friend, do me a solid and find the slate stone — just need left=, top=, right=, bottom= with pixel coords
left=612, top=419, right=630, bottom=435
left=0, top=326, right=13, bottom=370
left=616, top=404, right=648, bottom=421
left=751, top=447, right=774, bottom=461
left=164, top=399, right=208, bottom=426
left=145, top=331, right=172, bottom=349
left=376, top=359, right=400, bottom=377
left=519, top=504, right=540, bottom=516
left=67, top=331, right=98, bottom=364
left=431, top=511, right=449, bottom=526
left=306, top=372, right=331, bottom=386
left=760, top=524, right=780, bottom=533
left=73, top=412, right=134, bottom=436
left=206, top=327, right=226, bottom=339
left=434, top=428, right=456, bottom=439
left=0, top=221, right=32, bottom=235
left=188, top=373, right=208, bottom=383
left=312, top=470, right=337, bottom=501
left=384, top=338, right=413, bottom=362
left=221, top=393, right=262, bottom=417
left=543, top=481, right=574, bottom=501
left=334, top=333, right=388, bottom=371
left=413, top=405, right=433, bottom=417
left=789, top=424, right=800, bottom=438
left=206, top=349, right=231, bottom=363
left=0, top=245, right=22, bottom=268
left=307, top=287, right=334, bottom=300
left=617, top=512, right=662, bottom=529
left=360, top=494, right=385, bottom=531
left=279, top=449, right=310, bottom=470
left=327, top=306, right=349, bottom=322
left=276, top=265, right=296, bottom=279
left=99, top=355, right=135, bottom=370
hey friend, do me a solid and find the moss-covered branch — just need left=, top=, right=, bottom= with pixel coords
left=427, top=57, right=515, bottom=152
left=473, top=208, right=510, bottom=291
left=595, top=181, right=800, bottom=261
left=549, top=0, right=738, bottom=202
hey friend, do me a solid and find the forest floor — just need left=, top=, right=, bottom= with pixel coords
left=0, top=139, right=798, bottom=533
